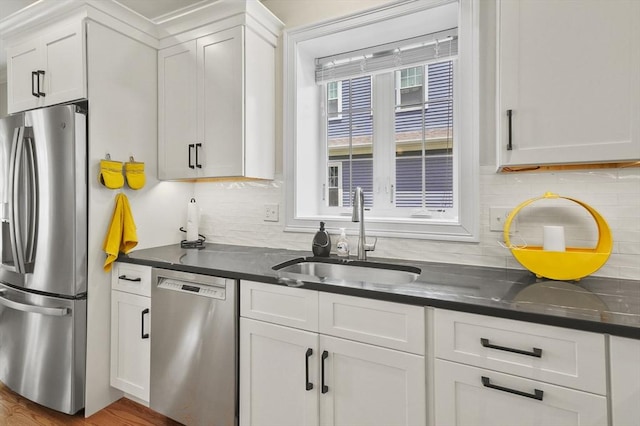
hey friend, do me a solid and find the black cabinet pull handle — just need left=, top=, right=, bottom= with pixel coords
left=507, top=109, right=513, bottom=151
left=481, top=376, right=543, bottom=401
left=321, top=350, right=329, bottom=394
left=141, top=308, right=150, bottom=339
left=305, top=348, right=313, bottom=391
left=481, top=338, right=542, bottom=358
left=31, top=71, right=39, bottom=97
left=188, top=144, right=195, bottom=169
left=37, top=70, right=45, bottom=97
left=195, top=143, right=202, bottom=168
left=118, top=275, right=141, bottom=282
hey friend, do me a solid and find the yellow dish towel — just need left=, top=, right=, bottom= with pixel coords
left=103, top=193, right=138, bottom=272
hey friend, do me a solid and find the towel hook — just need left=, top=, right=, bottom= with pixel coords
left=129, top=156, right=136, bottom=163
left=105, top=153, right=111, bottom=160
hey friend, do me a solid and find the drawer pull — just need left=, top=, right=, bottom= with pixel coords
left=305, top=348, right=313, bottom=391
left=118, top=275, right=142, bottom=282
left=481, top=376, right=544, bottom=401
left=480, top=338, right=542, bottom=358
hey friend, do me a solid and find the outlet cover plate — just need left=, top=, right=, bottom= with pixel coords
left=264, top=203, right=279, bottom=222
left=490, top=207, right=516, bottom=232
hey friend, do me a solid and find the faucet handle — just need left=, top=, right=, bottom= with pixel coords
left=364, top=237, right=377, bottom=252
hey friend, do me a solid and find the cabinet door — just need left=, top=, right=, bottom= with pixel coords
left=497, top=0, right=640, bottom=168
left=434, top=359, right=607, bottom=426
left=41, top=20, right=86, bottom=107
left=110, top=291, right=150, bottom=402
left=610, top=336, right=640, bottom=426
left=197, top=26, right=244, bottom=177
left=6, top=39, right=41, bottom=113
left=158, top=40, right=198, bottom=179
left=240, top=318, right=319, bottom=426
left=319, top=335, right=425, bottom=426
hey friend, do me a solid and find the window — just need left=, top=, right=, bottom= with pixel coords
left=284, top=0, right=479, bottom=241
left=327, top=81, right=342, bottom=119
left=396, top=66, right=426, bottom=108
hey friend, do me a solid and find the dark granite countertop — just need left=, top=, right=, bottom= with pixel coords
left=120, top=243, right=640, bottom=339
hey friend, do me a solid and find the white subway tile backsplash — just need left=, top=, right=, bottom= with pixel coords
left=192, top=168, right=640, bottom=281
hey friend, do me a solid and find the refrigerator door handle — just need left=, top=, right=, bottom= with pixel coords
left=24, top=134, right=38, bottom=266
left=8, top=126, right=26, bottom=274
left=0, top=291, right=70, bottom=317
left=7, top=126, right=38, bottom=275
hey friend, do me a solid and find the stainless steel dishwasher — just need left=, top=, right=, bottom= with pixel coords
left=150, top=268, right=237, bottom=426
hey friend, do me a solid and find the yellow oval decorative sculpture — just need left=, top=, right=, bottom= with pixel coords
left=504, top=192, right=613, bottom=281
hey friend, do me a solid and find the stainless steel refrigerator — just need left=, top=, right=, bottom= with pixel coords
left=0, top=104, right=87, bottom=414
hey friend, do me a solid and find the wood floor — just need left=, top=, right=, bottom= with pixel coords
left=0, top=382, right=180, bottom=426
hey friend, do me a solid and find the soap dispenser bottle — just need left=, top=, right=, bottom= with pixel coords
left=312, top=221, right=331, bottom=257
left=336, top=228, right=350, bottom=258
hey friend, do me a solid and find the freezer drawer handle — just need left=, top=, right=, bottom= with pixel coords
left=480, top=338, right=542, bottom=358
left=481, top=376, right=544, bottom=401
left=305, top=348, right=313, bottom=391
left=0, top=292, right=69, bottom=317
left=118, top=275, right=142, bottom=282
left=141, top=308, right=150, bottom=339
left=321, top=350, right=329, bottom=394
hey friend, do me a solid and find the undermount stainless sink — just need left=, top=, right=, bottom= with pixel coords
left=273, top=257, right=421, bottom=287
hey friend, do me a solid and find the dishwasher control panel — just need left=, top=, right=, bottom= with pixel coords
left=158, top=279, right=226, bottom=300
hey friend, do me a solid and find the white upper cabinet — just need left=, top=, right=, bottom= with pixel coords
left=496, top=0, right=640, bottom=169
left=6, top=17, right=86, bottom=114
left=158, top=6, right=281, bottom=181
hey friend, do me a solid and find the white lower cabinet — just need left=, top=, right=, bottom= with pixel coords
left=435, top=359, right=607, bottom=426
left=610, top=336, right=640, bottom=426
left=239, top=280, right=426, bottom=426
left=240, top=318, right=319, bottom=426
left=434, top=309, right=608, bottom=426
left=110, top=263, right=151, bottom=402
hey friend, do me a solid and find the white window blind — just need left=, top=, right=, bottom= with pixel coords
left=316, top=28, right=458, bottom=83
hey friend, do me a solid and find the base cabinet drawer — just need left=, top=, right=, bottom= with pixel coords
left=434, top=309, right=606, bottom=394
left=434, top=359, right=608, bottom=426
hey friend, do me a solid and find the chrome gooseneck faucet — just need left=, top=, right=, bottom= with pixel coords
left=352, top=187, right=376, bottom=261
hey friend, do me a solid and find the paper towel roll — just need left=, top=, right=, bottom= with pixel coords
left=543, top=225, right=566, bottom=252
left=186, top=198, right=200, bottom=241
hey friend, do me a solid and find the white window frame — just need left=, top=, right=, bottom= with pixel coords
left=283, top=0, right=479, bottom=242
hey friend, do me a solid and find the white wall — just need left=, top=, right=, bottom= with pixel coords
left=84, top=21, right=191, bottom=416
left=192, top=0, right=640, bottom=281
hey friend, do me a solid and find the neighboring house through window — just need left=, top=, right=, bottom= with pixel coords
left=284, top=0, right=479, bottom=241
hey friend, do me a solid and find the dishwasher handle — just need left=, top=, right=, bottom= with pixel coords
left=141, top=308, right=150, bottom=339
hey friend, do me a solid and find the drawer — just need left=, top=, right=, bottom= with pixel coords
left=240, top=280, right=319, bottom=332
left=435, top=359, right=608, bottom=426
left=319, top=292, right=425, bottom=355
left=111, top=263, right=152, bottom=297
left=434, top=309, right=606, bottom=395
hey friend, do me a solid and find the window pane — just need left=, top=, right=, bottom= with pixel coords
left=395, top=61, right=454, bottom=209
left=327, top=76, right=373, bottom=208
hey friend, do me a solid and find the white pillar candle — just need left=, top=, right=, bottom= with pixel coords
left=543, top=225, right=566, bottom=252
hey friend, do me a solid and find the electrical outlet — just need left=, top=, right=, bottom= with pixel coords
left=264, top=203, right=279, bottom=222
left=489, top=207, right=516, bottom=232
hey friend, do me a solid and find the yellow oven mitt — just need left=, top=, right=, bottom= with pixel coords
left=125, top=161, right=145, bottom=190
left=99, top=160, right=124, bottom=189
